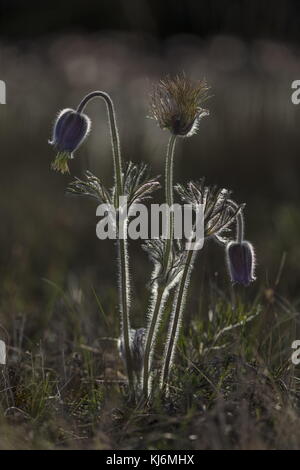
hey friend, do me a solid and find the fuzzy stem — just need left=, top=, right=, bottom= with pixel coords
left=142, top=285, right=166, bottom=398
left=227, top=200, right=244, bottom=244
left=117, top=232, right=135, bottom=400
left=163, top=135, right=177, bottom=275
left=160, top=249, right=197, bottom=391
left=77, top=91, right=135, bottom=400
left=142, top=135, right=177, bottom=399
left=77, top=91, right=123, bottom=199
left=235, top=209, right=244, bottom=244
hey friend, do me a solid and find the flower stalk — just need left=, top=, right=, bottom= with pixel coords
left=227, top=199, right=244, bottom=244
left=160, top=185, right=247, bottom=392
left=142, top=284, right=166, bottom=398
left=163, top=135, right=177, bottom=275
left=76, top=91, right=135, bottom=400
left=76, top=92, right=123, bottom=199
left=142, top=135, right=178, bottom=399
left=160, top=248, right=197, bottom=391
left=142, top=76, right=210, bottom=399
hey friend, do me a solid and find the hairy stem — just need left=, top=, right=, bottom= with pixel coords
left=142, top=285, right=166, bottom=398
left=160, top=249, right=197, bottom=391
left=77, top=91, right=123, bottom=197
left=77, top=91, right=135, bottom=399
left=163, top=135, right=177, bottom=275
left=142, top=135, right=177, bottom=399
left=226, top=199, right=245, bottom=244
left=232, top=203, right=244, bottom=243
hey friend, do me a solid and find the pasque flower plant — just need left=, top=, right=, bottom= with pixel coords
left=50, top=91, right=160, bottom=401
left=49, top=75, right=255, bottom=403
left=141, top=76, right=210, bottom=398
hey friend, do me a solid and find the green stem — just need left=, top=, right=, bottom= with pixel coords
left=77, top=91, right=135, bottom=400
left=160, top=249, right=197, bottom=391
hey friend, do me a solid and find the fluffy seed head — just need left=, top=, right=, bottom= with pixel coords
left=49, top=108, right=91, bottom=174
left=226, top=241, right=256, bottom=286
left=149, top=75, right=210, bottom=137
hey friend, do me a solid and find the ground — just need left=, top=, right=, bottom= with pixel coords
left=0, top=270, right=299, bottom=449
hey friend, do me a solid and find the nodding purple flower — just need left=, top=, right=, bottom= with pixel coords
left=226, top=241, right=256, bottom=286
left=49, top=108, right=91, bottom=174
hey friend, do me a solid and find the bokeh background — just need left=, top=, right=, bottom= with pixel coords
left=0, top=0, right=300, bottom=359
left=1, top=0, right=300, bottom=450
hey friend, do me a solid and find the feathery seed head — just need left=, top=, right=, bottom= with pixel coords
left=149, top=75, right=210, bottom=137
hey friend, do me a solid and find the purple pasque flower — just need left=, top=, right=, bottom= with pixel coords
left=49, top=108, right=91, bottom=174
left=226, top=240, right=256, bottom=286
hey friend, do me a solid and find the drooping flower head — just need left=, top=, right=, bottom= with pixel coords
left=226, top=241, right=256, bottom=286
left=149, top=75, right=210, bottom=137
left=49, top=108, right=91, bottom=174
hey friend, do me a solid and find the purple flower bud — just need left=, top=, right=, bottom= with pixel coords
left=49, top=108, right=91, bottom=174
left=226, top=241, right=256, bottom=286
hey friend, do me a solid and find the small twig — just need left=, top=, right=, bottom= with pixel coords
left=213, top=308, right=261, bottom=343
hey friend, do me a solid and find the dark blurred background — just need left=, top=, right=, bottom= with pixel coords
left=1, top=0, right=300, bottom=43
left=0, top=0, right=300, bottom=333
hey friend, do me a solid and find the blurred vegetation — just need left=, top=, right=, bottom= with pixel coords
left=0, top=32, right=300, bottom=448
